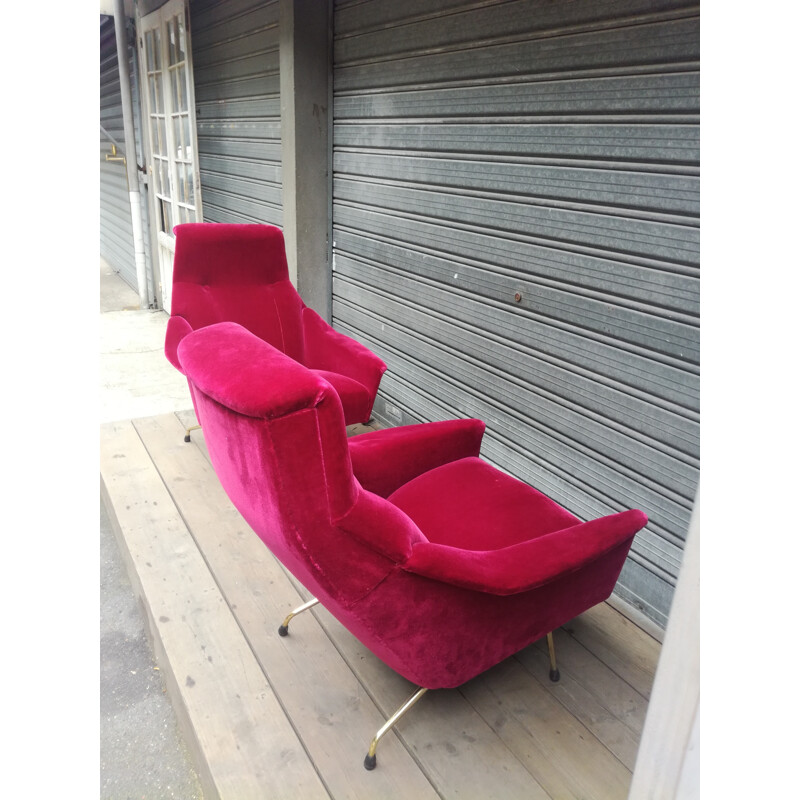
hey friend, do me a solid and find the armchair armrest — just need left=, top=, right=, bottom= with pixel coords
left=165, top=315, right=194, bottom=373
left=348, top=419, right=486, bottom=498
left=335, top=488, right=427, bottom=562
left=302, top=307, right=386, bottom=398
left=403, top=509, right=648, bottom=596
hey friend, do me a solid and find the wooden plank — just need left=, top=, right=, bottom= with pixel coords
left=526, top=627, right=651, bottom=735
left=100, top=419, right=330, bottom=800
left=561, top=604, right=661, bottom=700
left=606, top=594, right=665, bottom=644
left=309, top=600, right=552, bottom=800
left=543, top=626, right=650, bottom=736
left=133, top=412, right=439, bottom=800
left=461, top=658, right=632, bottom=800
left=514, top=638, right=644, bottom=771
left=175, top=407, right=198, bottom=433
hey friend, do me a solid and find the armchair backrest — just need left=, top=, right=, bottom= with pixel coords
left=171, top=223, right=306, bottom=361
left=177, top=321, right=414, bottom=608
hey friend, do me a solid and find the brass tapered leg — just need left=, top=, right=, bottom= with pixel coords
left=278, top=597, right=320, bottom=636
left=546, top=631, right=560, bottom=682
left=184, top=424, right=201, bottom=442
left=364, top=687, right=428, bottom=770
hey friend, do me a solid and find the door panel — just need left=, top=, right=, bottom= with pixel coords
left=138, top=0, right=202, bottom=312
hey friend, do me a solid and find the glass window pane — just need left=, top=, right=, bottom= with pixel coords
left=153, top=28, right=161, bottom=70
left=149, top=153, right=161, bottom=194
left=170, top=69, right=179, bottom=113
left=148, top=75, right=157, bottom=113
left=149, top=72, right=163, bottom=115
left=179, top=164, right=188, bottom=203
left=149, top=117, right=157, bottom=154
left=182, top=115, right=191, bottom=155
left=174, top=164, right=181, bottom=203
left=152, top=157, right=162, bottom=194
left=158, top=118, right=167, bottom=155
left=155, top=73, right=164, bottom=114
left=186, top=163, right=195, bottom=206
left=145, top=31, right=154, bottom=72
left=178, top=18, right=187, bottom=63
left=168, top=67, right=187, bottom=114
left=162, top=198, right=173, bottom=234
left=161, top=161, right=171, bottom=200
left=173, top=116, right=182, bottom=159
left=167, top=18, right=177, bottom=66
left=178, top=65, right=188, bottom=112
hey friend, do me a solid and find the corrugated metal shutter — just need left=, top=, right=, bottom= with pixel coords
left=100, top=14, right=151, bottom=295
left=190, top=0, right=282, bottom=226
left=331, top=0, right=700, bottom=627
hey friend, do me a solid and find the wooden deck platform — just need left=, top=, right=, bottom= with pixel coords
left=100, top=411, right=662, bottom=800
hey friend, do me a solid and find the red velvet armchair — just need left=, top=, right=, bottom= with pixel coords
left=164, top=222, right=386, bottom=440
left=178, top=321, right=648, bottom=770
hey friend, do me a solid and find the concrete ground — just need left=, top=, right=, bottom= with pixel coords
left=100, top=260, right=203, bottom=799
left=99, top=264, right=192, bottom=425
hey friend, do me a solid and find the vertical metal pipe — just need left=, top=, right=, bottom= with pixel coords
left=113, top=0, right=149, bottom=309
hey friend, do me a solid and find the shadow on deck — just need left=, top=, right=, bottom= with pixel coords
left=100, top=409, right=662, bottom=800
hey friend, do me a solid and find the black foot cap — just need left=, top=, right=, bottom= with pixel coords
left=278, top=625, right=289, bottom=637
left=363, top=753, right=377, bottom=771
left=549, top=668, right=561, bottom=683
left=184, top=435, right=191, bottom=443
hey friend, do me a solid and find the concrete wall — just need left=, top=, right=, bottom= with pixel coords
left=280, top=0, right=332, bottom=320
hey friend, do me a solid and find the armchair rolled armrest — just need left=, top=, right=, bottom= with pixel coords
left=349, top=419, right=486, bottom=498
left=403, top=509, right=648, bottom=596
left=336, top=488, right=427, bottom=562
left=302, top=307, right=386, bottom=399
left=165, top=315, right=194, bottom=373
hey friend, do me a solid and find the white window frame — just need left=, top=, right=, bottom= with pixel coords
left=137, top=0, right=203, bottom=312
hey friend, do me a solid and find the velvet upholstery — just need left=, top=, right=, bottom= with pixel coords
left=178, top=321, right=649, bottom=690
left=165, top=222, right=386, bottom=425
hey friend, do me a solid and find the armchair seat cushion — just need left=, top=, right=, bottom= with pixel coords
left=388, top=456, right=581, bottom=551
left=311, top=369, right=372, bottom=425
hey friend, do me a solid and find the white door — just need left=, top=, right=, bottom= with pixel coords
left=138, top=0, right=202, bottom=313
